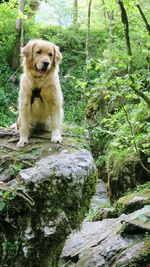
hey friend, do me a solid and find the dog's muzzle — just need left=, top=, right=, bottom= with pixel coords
left=35, top=61, right=50, bottom=73
left=42, top=61, right=49, bottom=70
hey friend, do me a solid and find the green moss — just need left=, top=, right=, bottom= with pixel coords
left=114, top=183, right=150, bottom=216
left=128, top=240, right=150, bottom=267
left=2, top=241, right=19, bottom=265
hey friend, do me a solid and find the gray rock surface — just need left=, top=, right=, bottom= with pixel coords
left=60, top=207, right=150, bottom=266
left=120, top=205, right=150, bottom=235
left=0, top=127, right=97, bottom=267
left=20, top=150, right=95, bottom=184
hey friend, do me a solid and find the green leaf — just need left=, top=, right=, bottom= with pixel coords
left=146, top=42, right=150, bottom=47
left=3, top=191, right=10, bottom=199
left=0, top=202, right=6, bottom=211
left=7, top=192, right=16, bottom=200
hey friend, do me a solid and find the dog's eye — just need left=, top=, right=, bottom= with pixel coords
left=49, top=53, right=53, bottom=57
left=36, top=50, right=42, bottom=54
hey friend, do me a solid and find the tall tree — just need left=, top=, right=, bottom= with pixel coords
left=101, top=0, right=108, bottom=27
left=73, top=0, right=78, bottom=26
left=118, top=0, right=150, bottom=107
left=107, top=11, right=114, bottom=46
left=84, top=0, right=93, bottom=85
left=136, top=4, right=150, bottom=63
left=86, top=0, right=93, bottom=62
left=16, top=0, right=26, bottom=46
left=11, top=0, right=26, bottom=69
left=101, top=0, right=114, bottom=45
left=118, top=0, right=132, bottom=60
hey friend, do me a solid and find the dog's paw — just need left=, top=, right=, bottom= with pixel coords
left=51, top=131, right=62, bottom=144
left=17, top=138, right=28, bottom=147
left=11, top=122, right=19, bottom=134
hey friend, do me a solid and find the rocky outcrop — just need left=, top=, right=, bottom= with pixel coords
left=91, top=185, right=150, bottom=221
left=115, top=186, right=150, bottom=215
left=60, top=185, right=150, bottom=266
left=107, top=156, right=150, bottom=202
left=0, top=126, right=97, bottom=267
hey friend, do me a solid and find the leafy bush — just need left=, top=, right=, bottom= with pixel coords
left=0, top=64, right=18, bottom=126
left=0, top=1, right=18, bottom=65
left=86, top=48, right=150, bottom=181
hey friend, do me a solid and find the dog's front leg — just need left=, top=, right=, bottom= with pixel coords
left=17, top=96, right=31, bottom=147
left=51, top=103, right=63, bottom=143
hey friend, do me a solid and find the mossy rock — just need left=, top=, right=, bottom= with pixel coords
left=0, top=126, right=97, bottom=267
left=114, top=183, right=150, bottom=216
left=119, top=205, right=150, bottom=237
left=107, top=156, right=150, bottom=203
left=92, top=206, right=116, bottom=221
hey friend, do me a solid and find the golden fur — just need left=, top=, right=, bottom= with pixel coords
left=17, top=39, right=63, bottom=147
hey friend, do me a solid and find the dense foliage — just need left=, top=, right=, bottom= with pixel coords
left=85, top=0, right=150, bottom=187
left=0, top=0, right=149, bottom=197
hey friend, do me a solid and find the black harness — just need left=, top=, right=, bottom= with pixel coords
left=31, top=88, right=44, bottom=105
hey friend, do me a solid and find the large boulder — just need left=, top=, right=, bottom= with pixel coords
left=60, top=186, right=150, bottom=266
left=0, top=126, right=97, bottom=267
left=107, top=156, right=150, bottom=202
left=115, top=185, right=150, bottom=215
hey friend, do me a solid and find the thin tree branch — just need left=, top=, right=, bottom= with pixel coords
left=116, top=86, right=150, bottom=174
left=122, top=104, right=150, bottom=173
left=130, top=75, right=150, bottom=107
left=136, top=4, right=150, bottom=35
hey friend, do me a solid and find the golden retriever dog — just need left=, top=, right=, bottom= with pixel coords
left=17, top=39, right=63, bottom=147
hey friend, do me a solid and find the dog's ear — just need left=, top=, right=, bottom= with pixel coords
left=53, top=45, right=62, bottom=66
left=21, top=41, right=35, bottom=61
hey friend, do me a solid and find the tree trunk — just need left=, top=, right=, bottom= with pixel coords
left=84, top=0, right=93, bottom=98
left=11, top=0, right=26, bottom=70
left=101, top=0, right=114, bottom=46
left=136, top=4, right=150, bottom=63
left=86, top=0, right=93, bottom=62
left=107, top=11, right=114, bottom=46
left=136, top=4, right=150, bottom=35
left=118, top=0, right=132, bottom=59
left=73, top=0, right=78, bottom=26
left=101, top=0, right=108, bottom=28
left=118, top=0, right=150, bottom=107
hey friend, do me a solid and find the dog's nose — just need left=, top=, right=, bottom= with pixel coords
left=43, top=62, right=49, bottom=67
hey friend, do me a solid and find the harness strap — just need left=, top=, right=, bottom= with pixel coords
left=31, top=88, right=43, bottom=105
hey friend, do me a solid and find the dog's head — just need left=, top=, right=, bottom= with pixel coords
left=21, top=39, right=62, bottom=76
